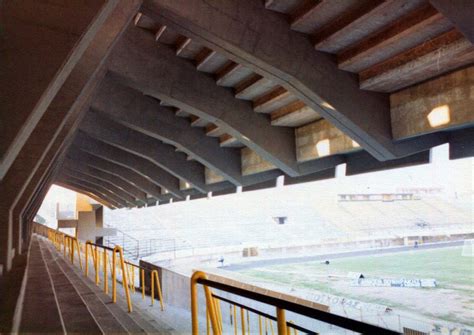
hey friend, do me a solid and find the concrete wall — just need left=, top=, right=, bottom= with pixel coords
left=179, top=180, right=192, bottom=190
left=76, top=193, right=93, bottom=213
left=76, top=211, right=96, bottom=242
left=295, top=119, right=359, bottom=162
left=205, top=167, right=225, bottom=184
left=241, top=148, right=276, bottom=176
left=391, top=66, right=474, bottom=139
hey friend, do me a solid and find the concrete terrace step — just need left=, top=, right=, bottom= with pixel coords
left=39, top=241, right=103, bottom=334
left=40, top=241, right=128, bottom=334
left=19, top=237, right=64, bottom=333
left=40, top=237, right=174, bottom=334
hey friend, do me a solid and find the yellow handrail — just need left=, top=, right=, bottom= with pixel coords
left=233, top=305, right=237, bottom=335
left=141, top=268, right=145, bottom=299
left=95, top=245, right=100, bottom=285
left=84, top=240, right=94, bottom=277
left=240, top=307, right=245, bottom=335
left=191, top=271, right=221, bottom=335
left=151, top=270, right=165, bottom=311
left=36, top=223, right=166, bottom=315
left=276, top=308, right=287, bottom=335
left=191, top=272, right=296, bottom=335
left=112, top=246, right=132, bottom=312
left=103, top=249, right=108, bottom=294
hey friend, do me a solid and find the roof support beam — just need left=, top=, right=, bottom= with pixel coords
left=67, top=148, right=165, bottom=201
left=62, top=159, right=148, bottom=202
left=80, top=110, right=208, bottom=193
left=429, top=0, right=474, bottom=44
left=57, top=174, right=127, bottom=208
left=140, top=0, right=402, bottom=161
left=61, top=167, right=140, bottom=206
left=60, top=172, right=132, bottom=208
left=74, top=132, right=183, bottom=198
left=107, top=26, right=300, bottom=176
left=92, top=78, right=244, bottom=185
left=298, top=155, right=346, bottom=176
left=55, top=178, right=121, bottom=208
left=0, top=0, right=119, bottom=178
left=55, top=181, right=115, bottom=208
left=0, top=0, right=140, bottom=271
left=449, top=127, right=474, bottom=160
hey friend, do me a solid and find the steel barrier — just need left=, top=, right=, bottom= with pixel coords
left=37, top=223, right=165, bottom=314
left=124, top=261, right=165, bottom=311
left=191, top=271, right=402, bottom=335
left=40, top=224, right=403, bottom=334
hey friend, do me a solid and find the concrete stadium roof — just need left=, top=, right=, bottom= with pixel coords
left=1, top=0, right=473, bottom=220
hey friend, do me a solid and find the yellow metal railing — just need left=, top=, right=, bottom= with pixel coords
left=191, top=271, right=220, bottom=335
left=191, top=272, right=303, bottom=335
left=37, top=223, right=165, bottom=314
left=124, top=261, right=165, bottom=311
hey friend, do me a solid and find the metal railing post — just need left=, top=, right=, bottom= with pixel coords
left=77, top=239, right=83, bottom=270
left=240, top=307, right=245, bottom=335
left=114, top=246, right=132, bottom=312
left=70, top=237, right=74, bottom=264
left=276, top=308, right=287, bottom=335
left=233, top=305, right=237, bottom=335
left=95, top=246, right=100, bottom=285
left=141, top=268, right=145, bottom=300
left=112, top=247, right=117, bottom=303
left=63, top=235, right=67, bottom=258
left=103, top=249, right=108, bottom=294
left=85, top=241, right=93, bottom=277
left=151, top=270, right=165, bottom=311
left=190, top=271, right=221, bottom=335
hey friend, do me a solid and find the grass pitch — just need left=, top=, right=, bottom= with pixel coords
left=238, top=246, right=474, bottom=326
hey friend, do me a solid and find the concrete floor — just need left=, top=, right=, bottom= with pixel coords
left=16, top=235, right=174, bottom=334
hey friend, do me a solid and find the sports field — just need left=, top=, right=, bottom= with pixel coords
left=238, top=246, right=474, bottom=326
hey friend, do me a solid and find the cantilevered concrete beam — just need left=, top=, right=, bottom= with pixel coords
left=55, top=178, right=121, bottom=209
left=80, top=110, right=208, bottom=193
left=140, top=0, right=439, bottom=161
left=60, top=172, right=132, bottom=208
left=0, top=0, right=140, bottom=271
left=67, top=148, right=165, bottom=201
left=107, top=26, right=300, bottom=176
left=298, top=155, right=346, bottom=176
left=74, top=131, right=184, bottom=198
left=62, top=159, right=148, bottom=202
left=430, top=0, right=474, bottom=43
left=55, top=181, right=115, bottom=209
left=62, top=167, right=139, bottom=206
left=91, top=79, right=243, bottom=185
left=58, top=173, right=128, bottom=208
left=0, top=0, right=117, bottom=178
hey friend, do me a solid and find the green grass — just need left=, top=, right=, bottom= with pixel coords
left=238, top=246, right=474, bottom=325
left=241, top=247, right=474, bottom=288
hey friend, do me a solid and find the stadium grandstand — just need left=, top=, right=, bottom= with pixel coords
left=1, top=1, right=473, bottom=334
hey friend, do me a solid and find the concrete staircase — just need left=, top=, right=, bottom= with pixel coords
left=17, top=235, right=174, bottom=334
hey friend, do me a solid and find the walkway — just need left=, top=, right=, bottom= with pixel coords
left=17, top=235, right=174, bottom=334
